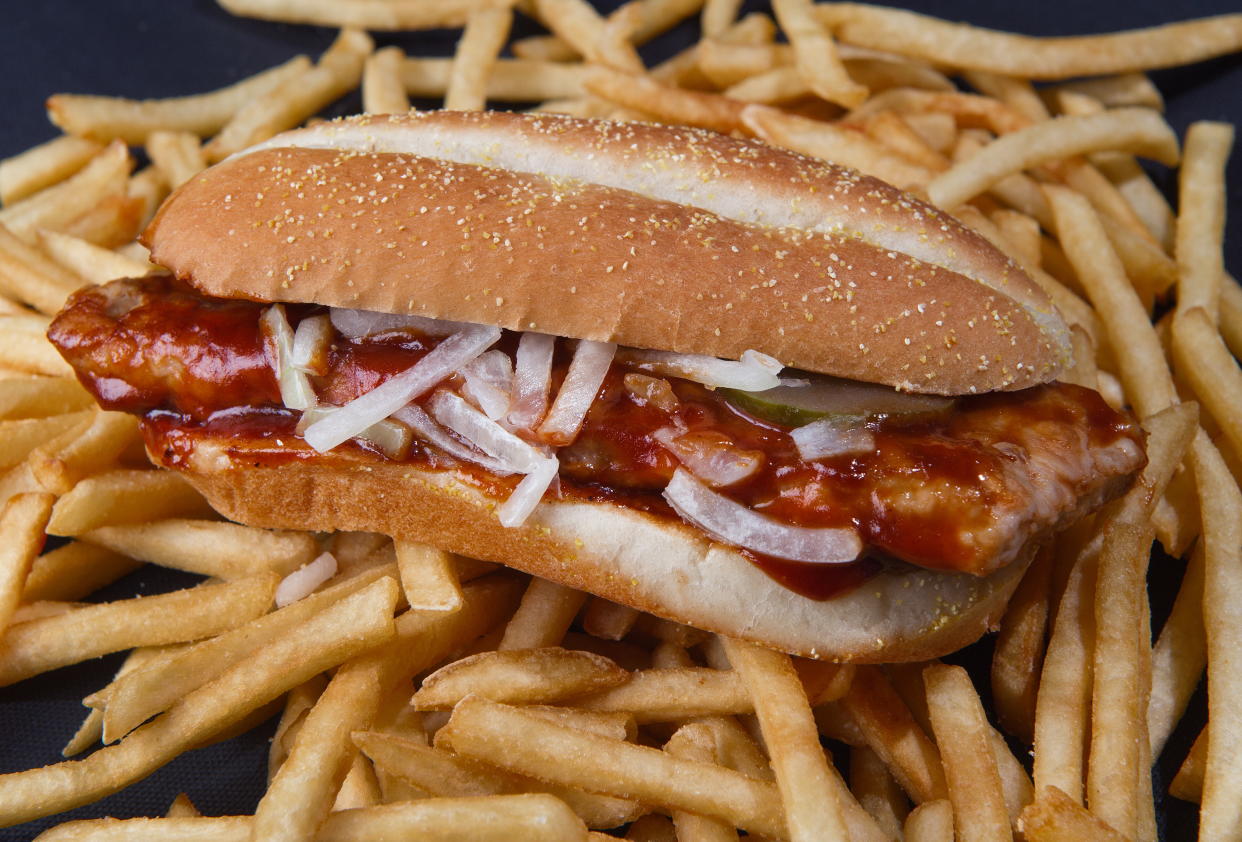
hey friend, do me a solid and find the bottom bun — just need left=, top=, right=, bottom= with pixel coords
left=176, top=437, right=1031, bottom=662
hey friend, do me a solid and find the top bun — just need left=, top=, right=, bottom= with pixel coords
left=144, top=111, right=1070, bottom=395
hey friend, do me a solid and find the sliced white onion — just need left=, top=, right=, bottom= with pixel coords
left=508, top=332, right=556, bottom=431
left=537, top=340, right=616, bottom=446
left=290, top=313, right=332, bottom=374
left=329, top=307, right=477, bottom=339
left=617, top=348, right=785, bottom=391
left=461, top=350, right=514, bottom=421
left=275, top=551, right=338, bottom=607
left=261, top=304, right=316, bottom=410
left=303, top=324, right=501, bottom=452
left=791, top=419, right=877, bottom=461
left=663, top=468, right=862, bottom=564
left=297, top=406, right=413, bottom=459
left=427, top=390, right=548, bottom=473
left=391, top=404, right=515, bottom=475
left=653, top=428, right=763, bottom=487
left=497, top=456, right=559, bottom=527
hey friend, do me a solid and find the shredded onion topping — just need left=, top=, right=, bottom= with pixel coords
left=653, top=428, right=764, bottom=487
left=791, top=419, right=877, bottom=461
left=663, top=468, right=862, bottom=564
left=391, top=404, right=514, bottom=475
left=261, top=304, right=316, bottom=410
left=290, top=314, right=332, bottom=375
left=297, top=406, right=413, bottom=460
left=508, top=332, right=556, bottom=431
left=461, top=350, right=514, bottom=421
left=329, top=307, right=474, bottom=338
left=275, top=551, right=338, bottom=607
left=303, top=324, right=500, bottom=453
left=427, top=390, right=548, bottom=473
left=538, top=340, right=616, bottom=446
left=497, top=456, right=559, bottom=528
left=617, top=348, right=786, bottom=391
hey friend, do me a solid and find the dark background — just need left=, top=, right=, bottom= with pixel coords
left=1, top=1, right=1239, bottom=838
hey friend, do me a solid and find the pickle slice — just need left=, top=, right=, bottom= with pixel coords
left=722, top=375, right=955, bottom=427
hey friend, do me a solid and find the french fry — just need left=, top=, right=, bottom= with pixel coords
left=362, top=47, right=410, bottom=115
left=532, top=0, right=644, bottom=72
left=0, top=573, right=277, bottom=688
left=0, top=577, right=397, bottom=826
left=29, top=409, right=141, bottom=495
left=446, top=6, right=514, bottom=113
left=205, top=29, right=373, bottom=162
left=126, top=167, right=169, bottom=229
left=499, top=576, right=587, bottom=650
left=0, top=142, right=131, bottom=240
left=33, top=229, right=154, bottom=283
left=852, top=89, right=1031, bottom=135
left=81, top=519, right=318, bottom=579
left=815, top=5, right=1242, bottom=78
left=217, top=0, right=480, bottom=30
left=923, top=664, right=1012, bottom=842
left=145, top=131, right=206, bottom=190
left=0, top=493, right=54, bottom=633
left=1051, top=73, right=1165, bottom=110
left=23, top=540, right=140, bottom=605
left=928, top=109, right=1179, bottom=211
left=665, top=723, right=741, bottom=842
left=0, top=222, right=87, bottom=314
left=772, top=0, right=867, bottom=109
left=723, top=67, right=807, bottom=105
left=572, top=667, right=747, bottom=721
left=857, top=110, right=951, bottom=172
left=412, top=648, right=629, bottom=709
left=393, top=540, right=463, bottom=613
left=990, top=545, right=1054, bottom=743
left=402, top=58, right=590, bottom=103
left=586, top=69, right=744, bottom=134
left=1018, top=786, right=1130, bottom=842
left=62, top=644, right=184, bottom=758
left=962, top=70, right=1050, bottom=123
left=46, top=56, right=312, bottom=145
left=1148, top=542, right=1206, bottom=755
left=0, top=313, right=72, bottom=376
left=436, top=694, right=787, bottom=838
left=742, top=104, right=934, bottom=190
left=46, top=469, right=214, bottom=535
left=270, top=673, right=329, bottom=781
left=839, top=664, right=947, bottom=805
left=0, top=136, right=103, bottom=207
left=332, top=753, right=380, bottom=811
left=701, top=0, right=743, bottom=38
left=165, top=793, right=201, bottom=819
left=850, top=744, right=909, bottom=839
left=1170, top=729, right=1206, bottom=803
left=905, top=799, right=954, bottom=842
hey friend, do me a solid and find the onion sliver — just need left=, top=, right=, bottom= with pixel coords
left=663, top=468, right=862, bottom=564
left=497, top=456, right=559, bottom=527
left=538, top=340, right=616, bottom=446
left=428, top=390, right=547, bottom=473
left=304, top=324, right=501, bottom=452
left=791, top=419, right=876, bottom=461
left=275, top=552, right=338, bottom=607
left=261, top=304, right=316, bottom=410
left=508, top=332, right=556, bottom=431
left=461, top=350, right=514, bottom=420
left=297, top=406, right=413, bottom=459
left=329, top=307, right=474, bottom=338
left=653, top=428, right=762, bottom=487
left=618, top=348, right=784, bottom=391
left=392, top=404, right=514, bottom=475
left=291, top=314, right=332, bottom=373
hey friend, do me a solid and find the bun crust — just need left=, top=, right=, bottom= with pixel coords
left=178, top=439, right=1030, bottom=662
left=144, top=112, right=1069, bottom=395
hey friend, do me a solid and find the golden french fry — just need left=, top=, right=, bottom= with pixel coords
left=0, top=493, right=54, bottom=633
left=852, top=88, right=1031, bottom=135
left=849, top=744, right=908, bottom=840
left=723, top=66, right=807, bottom=104
left=63, top=644, right=184, bottom=758
left=586, top=69, right=745, bottom=134
left=145, top=131, right=206, bottom=190
left=1051, top=73, right=1165, bottom=110
left=962, top=70, right=1050, bottom=123
left=412, top=648, right=629, bottom=709
left=47, top=469, right=214, bottom=535
left=856, top=110, right=951, bottom=172
left=773, top=0, right=867, bottom=109
left=165, top=793, right=201, bottom=819
left=665, top=723, right=742, bottom=842
left=499, top=576, right=587, bottom=650
left=815, top=5, right=1242, bottom=79
left=218, top=0, right=480, bottom=29
left=990, top=208, right=1042, bottom=267
left=47, top=56, right=311, bottom=145
left=573, top=667, right=748, bottom=721
left=0, top=142, right=131, bottom=240
left=23, top=540, right=141, bottom=604
left=0, top=313, right=71, bottom=376
left=126, top=167, right=169, bottom=230
left=0, top=574, right=277, bottom=688
left=991, top=545, right=1054, bottom=743
left=1018, top=786, right=1130, bottom=842
left=0, top=222, right=87, bottom=314
left=81, top=519, right=317, bottom=580
left=904, top=798, right=954, bottom=842
left=928, top=109, right=1179, bottom=211
left=1170, top=729, right=1206, bottom=803
left=447, top=6, right=514, bottom=113
left=322, top=796, right=588, bottom=841
left=33, top=229, right=154, bottom=284
left=532, top=0, right=644, bottom=72
left=701, top=0, right=743, bottom=38
left=722, top=637, right=854, bottom=842
left=332, top=753, right=380, bottom=812
left=394, top=541, right=463, bottom=613
left=402, top=58, right=589, bottom=102
left=924, top=664, right=1012, bottom=842
left=29, top=410, right=141, bottom=495
left=60, top=191, right=144, bottom=249
left=0, top=577, right=397, bottom=827
left=436, top=695, right=786, bottom=838
left=363, top=47, right=410, bottom=115
left=270, top=674, right=328, bottom=781
left=0, top=136, right=103, bottom=207
left=205, top=30, right=373, bottom=162
left=581, top=597, right=640, bottom=641
left=1148, top=542, right=1206, bottom=756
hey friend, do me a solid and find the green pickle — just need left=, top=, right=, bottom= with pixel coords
left=722, top=375, right=955, bottom=428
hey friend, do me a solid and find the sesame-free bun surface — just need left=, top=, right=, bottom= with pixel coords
left=179, top=438, right=1030, bottom=662
left=145, top=112, right=1069, bottom=395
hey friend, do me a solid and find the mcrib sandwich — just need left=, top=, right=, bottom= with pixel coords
left=49, top=111, right=1144, bottom=661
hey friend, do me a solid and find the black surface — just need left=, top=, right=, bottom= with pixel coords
left=1, top=1, right=1238, bottom=839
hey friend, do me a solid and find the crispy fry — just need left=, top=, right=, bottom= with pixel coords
left=1018, top=786, right=1130, bottom=842
left=499, top=576, right=587, bottom=650
left=394, top=541, right=463, bottom=613
left=446, top=6, right=514, bottom=113
left=23, top=541, right=141, bottom=604
left=532, top=0, right=644, bottom=72
left=0, top=136, right=103, bottom=207
left=1148, top=542, right=1206, bottom=755
left=665, top=723, right=741, bottom=841
left=81, top=519, right=317, bottom=580
left=924, top=664, right=1012, bottom=842
left=0, top=222, right=87, bottom=314
left=412, top=648, right=628, bottom=709
left=34, top=229, right=154, bottom=284
left=991, top=545, right=1054, bottom=743
left=403, top=58, right=590, bottom=102
left=331, top=753, right=380, bottom=811
left=0, top=493, right=54, bottom=633
left=362, top=47, right=410, bottom=115
left=47, top=469, right=213, bottom=535
left=816, top=5, right=1242, bottom=79
left=962, top=70, right=1050, bottom=123
left=29, top=409, right=141, bottom=495
left=850, top=744, right=908, bottom=839
left=587, top=69, right=744, bottom=134
left=905, top=799, right=954, bottom=842
left=701, top=0, right=743, bottom=38
left=145, top=131, right=206, bottom=190
left=165, top=793, right=201, bottom=819
left=217, top=0, right=480, bottom=29
left=1170, top=729, right=1206, bottom=803
left=572, top=667, right=746, bottom=721
left=0, top=142, right=132, bottom=240
left=582, top=597, right=640, bottom=641
left=0, top=313, right=73, bottom=376
left=773, top=0, right=867, bottom=109
left=1052, top=74, right=1165, bottom=110
left=271, top=673, right=328, bottom=781
left=0, top=411, right=89, bottom=471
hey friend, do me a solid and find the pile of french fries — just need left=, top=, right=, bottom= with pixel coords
left=1, top=1, right=1241, bottom=839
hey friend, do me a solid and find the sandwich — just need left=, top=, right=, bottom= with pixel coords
left=48, top=111, right=1145, bottom=662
